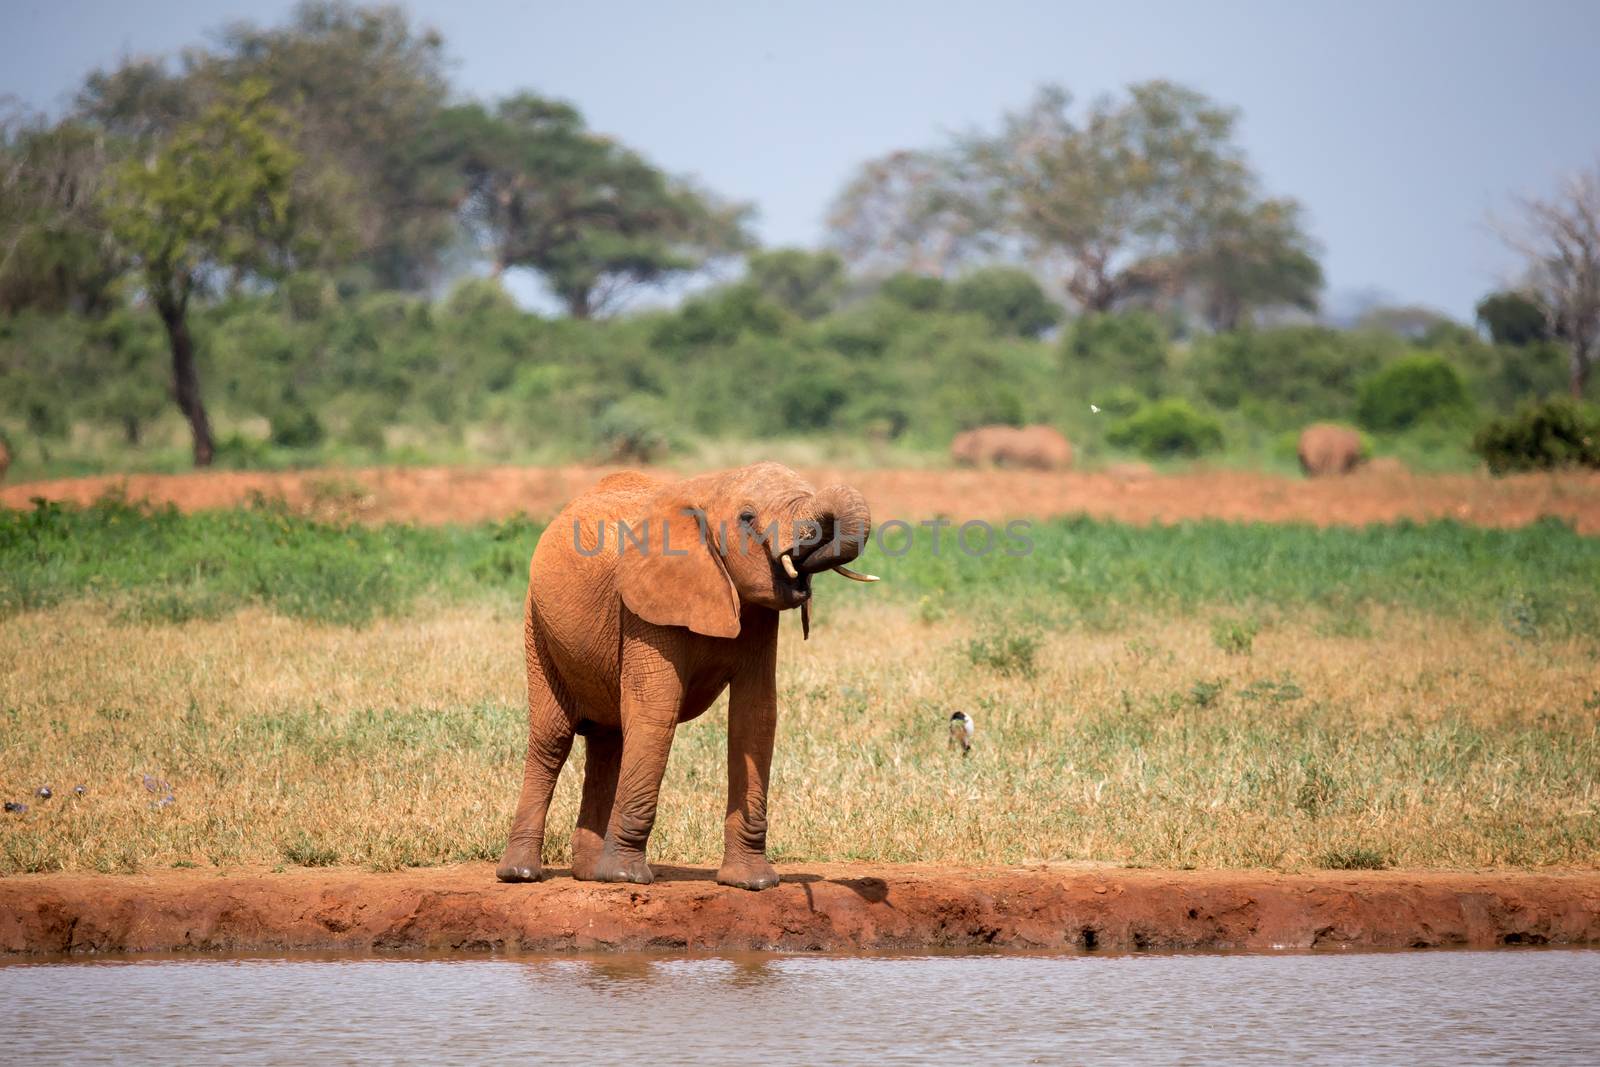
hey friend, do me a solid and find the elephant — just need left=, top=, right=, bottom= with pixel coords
left=496, top=461, right=874, bottom=891
left=950, top=425, right=1073, bottom=470
left=1297, top=423, right=1366, bottom=477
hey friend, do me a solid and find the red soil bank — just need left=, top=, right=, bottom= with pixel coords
left=2, top=864, right=1597, bottom=957
left=5, top=464, right=1600, bottom=532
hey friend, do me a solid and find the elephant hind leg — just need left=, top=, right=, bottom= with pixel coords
left=569, top=729, right=621, bottom=880
left=496, top=629, right=576, bottom=884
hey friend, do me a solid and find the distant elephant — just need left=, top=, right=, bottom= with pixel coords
left=1297, top=424, right=1365, bottom=477
left=497, top=462, right=874, bottom=891
left=951, top=425, right=1073, bottom=470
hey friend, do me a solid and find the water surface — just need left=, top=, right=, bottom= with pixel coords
left=3, top=950, right=1595, bottom=1064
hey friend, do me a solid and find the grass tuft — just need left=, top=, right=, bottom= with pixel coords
left=1317, top=846, right=1392, bottom=870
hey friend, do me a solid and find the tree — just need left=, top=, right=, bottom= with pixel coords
left=827, top=82, right=1322, bottom=324
left=1355, top=303, right=1459, bottom=341
left=450, top=93, right=751, bottom=318
left=745, top=248, right=845, bottom=319
left=826, top=148, right=1000, bottom=277
left=948, top=266, right=1061, bottom=338
left=1186, top=197, right=1322, bottom=330
left=1500, top=164, right=1600, bottom=397
left=0, top=109, right=124, bottom=315
left=1476, top=290, right=1549, bottom=347
left=202, top=1, right=457, bottom=290
left=103, top=82, right=309, bottom=466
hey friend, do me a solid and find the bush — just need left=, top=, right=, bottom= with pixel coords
left=1211, top=616, right=1259, bottom=655
left=269, top=391, right=327, bottom=448
left=1356, top=354, right=1471, bottom=432
left=1191, top=326, right=1397, bottom=425
left=1472, top=398, right=1600, bottom=474
left=442, top=276, right=520, bottom=319
left=964, top=626, right=1040, bottom=677
left=948, top=267, right=1061, bottom=338
left=651, top=284, right=790, bottom=348
left=1062, top=312, right=1169, bottom=396
left=593, top=397, right=672, bottom=462
left=282, top=271, right=336, bottom=321
left=746, top=248, right=845, bottom=319
left=878, top=272, right=947, bottom=311
left=1107, top=399, right=1224, bottom=458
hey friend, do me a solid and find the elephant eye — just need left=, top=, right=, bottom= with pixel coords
left=738, top=508, right=758, bottom=527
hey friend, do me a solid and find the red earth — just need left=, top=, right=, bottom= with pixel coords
left=5, top=463, right=1600, bottom=531
left=3, top=864, right=1597, bottom=956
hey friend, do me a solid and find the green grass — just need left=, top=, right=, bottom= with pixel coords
left=0, top=495, right=535, bottom=625
left=5, top=496, right=1600, bottom=637
left=848, top=514, right=1600, bottom=637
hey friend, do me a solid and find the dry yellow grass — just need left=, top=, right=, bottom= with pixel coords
left=1, top=600, right=1596, bottom=875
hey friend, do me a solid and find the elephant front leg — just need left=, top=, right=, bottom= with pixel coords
left=585, top=620, right=684, bottom=885
left=719, top=622, right=780, bottom=891
left=589, top=716, right=675, bottom=884
left=497, top=633, right=575, bottom=883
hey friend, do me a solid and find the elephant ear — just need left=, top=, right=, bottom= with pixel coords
left=616, top=492, right=741, bottom=639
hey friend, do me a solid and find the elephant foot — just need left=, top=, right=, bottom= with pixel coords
left=586, top=845, right=654, bottom=885
left=569, top=830, right=605, bottom=881
left=717, top=856, right=780, bottom=891
left=495, top=844, right=543, bottom=883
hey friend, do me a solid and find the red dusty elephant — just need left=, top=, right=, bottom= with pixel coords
left=496, top=462, right=875, bottom=891
left=951, top=424, right=1074, bottom=470
left=1297, top=423, right=1366, bottom=477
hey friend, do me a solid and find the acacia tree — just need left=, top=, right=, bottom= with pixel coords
left=828, top=82, right=1322, bottom=323
left=1502, top=165, right=1600, bottom=397
left=449, top=93, right=751, bottom=318
left=826, top=148, right=1002, bottom=277
left=78, top=2, right=456, bottom=292
left=104, top=82, right=306, bottom=466
left=0, top=109, right=124, bottom=316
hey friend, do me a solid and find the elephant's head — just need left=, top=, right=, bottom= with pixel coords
left=617, top=462, right=874, bottom=639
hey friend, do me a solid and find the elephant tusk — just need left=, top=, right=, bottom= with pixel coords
left=780, top=553, right=800, bottom=580
left=833, top=565, right=880, bottom=583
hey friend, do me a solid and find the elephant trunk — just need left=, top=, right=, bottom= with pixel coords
left=794, top=484, right=872, bottom=575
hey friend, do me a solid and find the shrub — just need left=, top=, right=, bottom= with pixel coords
left=746, top=248, right=845, bottom=319
left=1062, top=311, right=1169, bottom=396
left=964, top=627, right=1040, bottom=677
left=1192, top=326, right=1397, bottom=425
left=1106, top=399, right=1224, bottom=458
left=269, top=408, right=326, bottom=449
left=593, top=397, right=672, bottom=462
left=1210, top=616, right=1258, bottom=655
left=1472, top=398, right=1600, bottom=473
left=1356, top=354, right=1471, bottom=432
left=651, top=284, right=789, bottom=348
left=282, top=271, right=336, bottom=321
left=442, top=276, right=520, bottom=318
left=878, top=271, right=947, bottom=311
left=1089, top=384, right=1143, bottom=418
left=947, top=267, right=1061, bottom=338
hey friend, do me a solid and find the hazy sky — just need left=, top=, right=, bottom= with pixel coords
left=6, top=0, right=1599, bottom=320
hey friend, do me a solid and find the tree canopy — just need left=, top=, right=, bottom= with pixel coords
left=828, top=81, right=1322, bottom=327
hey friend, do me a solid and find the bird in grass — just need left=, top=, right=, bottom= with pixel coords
left=948, top=710, right=974, bottom=757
